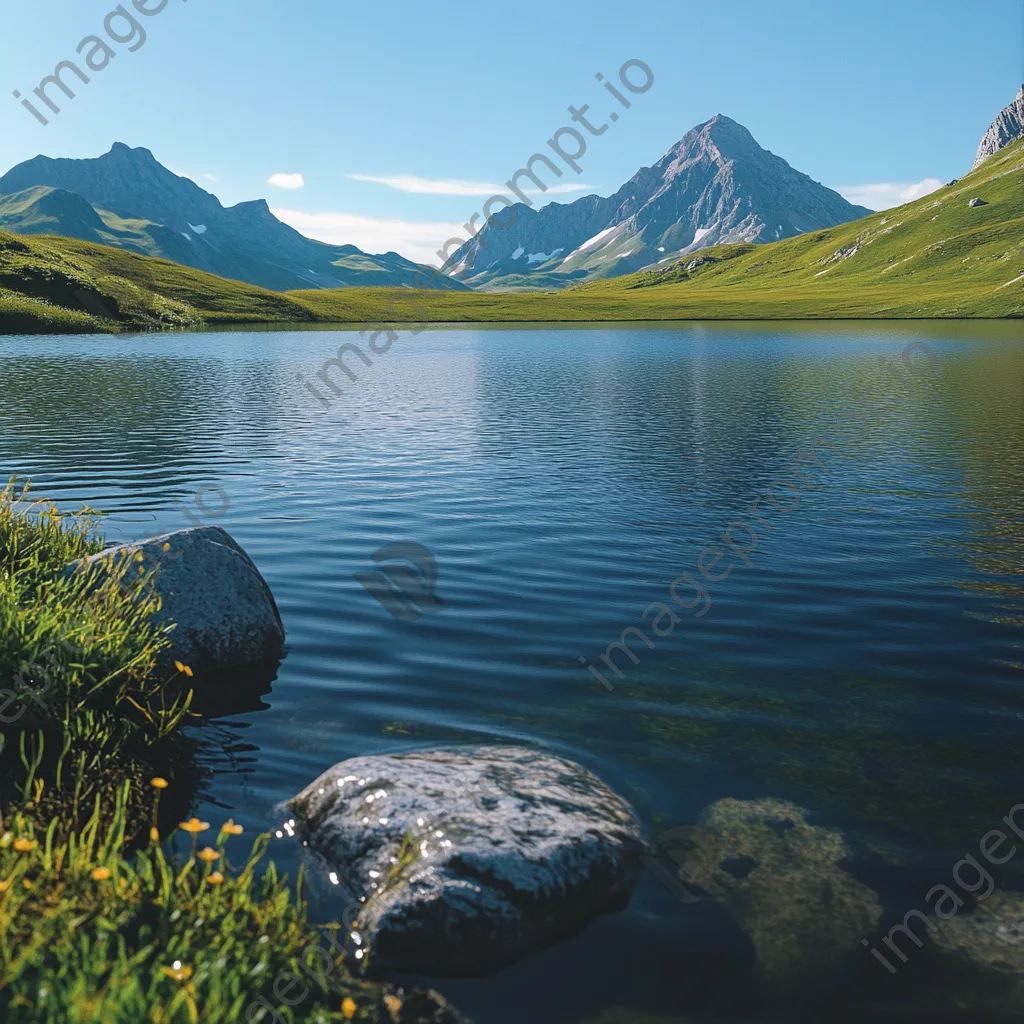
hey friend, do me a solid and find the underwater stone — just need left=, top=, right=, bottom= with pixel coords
left=930, top=890, right=1024, bottom=1019
left=675, top=797, right=884, bottom=994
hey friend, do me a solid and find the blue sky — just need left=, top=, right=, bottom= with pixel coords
left=3, top=0, right=1023, bottom=264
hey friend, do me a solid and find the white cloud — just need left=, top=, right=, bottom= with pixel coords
left=834, top=177, right=944, bottom=211
left=271, top=208, right=466, bottom=266
left=347, top=172, right=596, bottom=197
left=267, top=172, right=305, bottom=190
left=170, top=169, right=218, bottom=187
left=543, top=182, right=599, bottom=195
left=347, top=174, right=500, bottom=196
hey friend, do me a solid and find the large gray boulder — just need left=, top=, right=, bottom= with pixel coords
left=68, top=526, right=284, bottom=672
left=283, top=745, right=643, bottom=976
left=674, top=798, right=883, bottom=994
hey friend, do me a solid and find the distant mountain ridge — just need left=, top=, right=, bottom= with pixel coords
left=447, top=115, right=871, bottom=290
left=3, top=132, right=1024, bottom=335
left=974, top=85, right=1024, bottom=170
left=0, top=144, right=464, bottom=293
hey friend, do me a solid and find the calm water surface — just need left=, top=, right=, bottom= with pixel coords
left=2, top=323, right=1023, bottom=1022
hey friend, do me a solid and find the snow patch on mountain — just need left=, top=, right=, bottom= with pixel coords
left=572, top=228, right=616, bottom=255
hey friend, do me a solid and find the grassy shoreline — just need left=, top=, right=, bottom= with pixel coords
left=0, top=483, right=460, bottom=1023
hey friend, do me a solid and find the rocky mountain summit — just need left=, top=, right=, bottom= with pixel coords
left=973, top=84, right=1024, bottom=170
left=448, top=114, right=871, bottom=290
left=0, top=144, right=462, bottom=292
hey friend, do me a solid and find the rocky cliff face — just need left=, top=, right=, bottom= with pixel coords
left=973, top=85, right=1024, bottom=170
left=0, top=144, right=462, bottom=292
left=448, top=115, right=871, bottom=290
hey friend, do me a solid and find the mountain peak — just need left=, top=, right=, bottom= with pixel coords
left=972, top=86, right=1024, bottom=169
left=694, top=113, right=746, bottom=132
left=667, top=114, right=763, bottom=166
left=0, top=146, right=452, bottom=292
left=0, top=142, right=224, bottom=237
left=228, top=198, right=273, bottom=218
left=108, top=142, right=158, bottom=162
left=449, top=113, right=869, bottom=289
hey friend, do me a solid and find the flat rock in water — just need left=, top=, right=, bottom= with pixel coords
left=67, top=526, right=284, bottom=672
left=674, top=797, right=883, bottom=994
left=285, top=745, right=643, bottom=976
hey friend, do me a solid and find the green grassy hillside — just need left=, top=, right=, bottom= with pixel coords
left=2, top=139, right=1023, bottom=335
left=0, top=186, right=199, bottom=268
left=0, top=230, right=321, bottom=333
left=609, top=138, right=1024, bottom=317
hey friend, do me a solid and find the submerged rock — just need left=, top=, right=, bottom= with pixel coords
left=930, top=890, right=1024, bottom=1019
left=68, top=526, right=284, bottom=672
left=933, top=889, right=1024, bottom=972
left=675, top=798, right=883, bottom=994
left=391, top=988, right=471, bottom=1024
left=285, top=745, right=643, bottom=976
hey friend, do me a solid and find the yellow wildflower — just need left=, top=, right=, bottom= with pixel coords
left=221, top=820, right=244, bottom=836
left=91, top=867, right=112, bottom=881
left=160, top=963, right=193, bottom=983
left=178, top=818, right=210, bottom=835
left=0, top=880, right=10, bottom=893
left=21, top=878, right=32, bottom=890
left=150, top=827, right=160, bottom=843
left=151, top=777, right=169, bottom=789
left=174, top=661, right=194, bottom=678
left=206, top=871, right=225, bottom=884
left=197, top=847, right=220, bottom=863
left=13, top=838, right=36, bottom=853
left=342, top=997, right=357, bottom=1019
